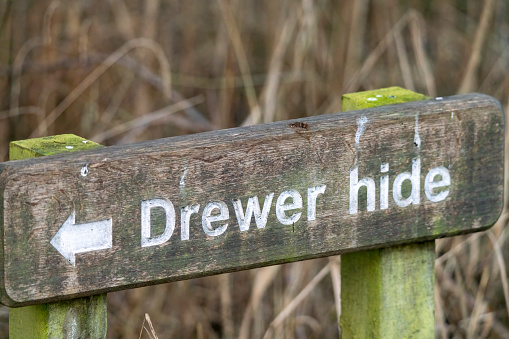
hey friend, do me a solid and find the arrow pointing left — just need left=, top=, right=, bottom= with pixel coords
left=50, top=211, right=113, bottom=266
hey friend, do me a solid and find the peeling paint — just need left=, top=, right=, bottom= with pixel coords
left=141, top=199, right=176, bottom=247
left=232, top=193, right=274, bottom=231
left=276, top=190, right=303, bottom=225
left=349, top=166, right=376, bottom=214
left=424, top=166, right=450, bottom=202
left=202, top=201, right=229, bottom=236
left=80, top=164, right=89, bottom=177
left=414, top=113, right=421, bottom=148
left=355, top=116, right=368, bottom=147
left=179, top=167, right=188, bottom=187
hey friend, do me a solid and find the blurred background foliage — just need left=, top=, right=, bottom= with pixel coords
left=1, top=0, right=509, bottom=338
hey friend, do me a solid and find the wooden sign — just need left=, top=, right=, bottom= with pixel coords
left=0, top=93, right=504, bottom=307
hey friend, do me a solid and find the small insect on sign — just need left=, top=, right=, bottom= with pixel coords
left=0, top=93, right=504, bottom=307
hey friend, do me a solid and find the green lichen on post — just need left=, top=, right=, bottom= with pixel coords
left=9, top=134, right=102, bottom=160
left=340, top=87, right=435, bottom=338
left=9, top=134, right=107, bottom=339
left=9, top=305, right=49, bottom=339
left=9, top=295, right=107, bottom=339
left=341, top=243, right=435, bottom=338
left=46, top=294, right=107, bottom=338
left=341, top=86, right=429, bottom=111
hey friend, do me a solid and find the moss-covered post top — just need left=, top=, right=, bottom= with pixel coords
left=10, top=134, right=102, bottom=160
left=0, top=95, right=504, bottom=307
left=342, top=86, right=429, bottom=111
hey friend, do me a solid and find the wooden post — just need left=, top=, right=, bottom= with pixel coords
left=8, top=134, right=107, bottom=339
left=340, top=87, right=435, bottom=338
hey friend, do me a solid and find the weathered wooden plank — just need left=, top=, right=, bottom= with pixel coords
left=8, top=134, right=107, bottom=338
left=0, top=93, right=503, bottom=306
left=340, top=87, right=435, bottom=338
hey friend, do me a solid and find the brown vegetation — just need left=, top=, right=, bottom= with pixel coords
left=0, top=0, right=508, bottom=338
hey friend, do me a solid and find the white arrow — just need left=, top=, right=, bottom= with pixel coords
left=50, top=211, right=112, bottom=266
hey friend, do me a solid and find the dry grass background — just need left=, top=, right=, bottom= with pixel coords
left=0, top=0, right=508, bottom=338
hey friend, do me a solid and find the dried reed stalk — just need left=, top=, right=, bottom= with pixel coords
left=458, top=0, right=496, bottom=94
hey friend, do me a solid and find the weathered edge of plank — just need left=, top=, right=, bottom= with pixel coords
left=8, top=135, right=107, bottom=339
left=340, top=87, right=435, bottom=338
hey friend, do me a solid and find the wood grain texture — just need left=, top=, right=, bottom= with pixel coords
left=8, top=135, right=107, bottom=338
left=340, top=87, right=435, bottom=339
left=0, top=93, right=504, bottom=306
